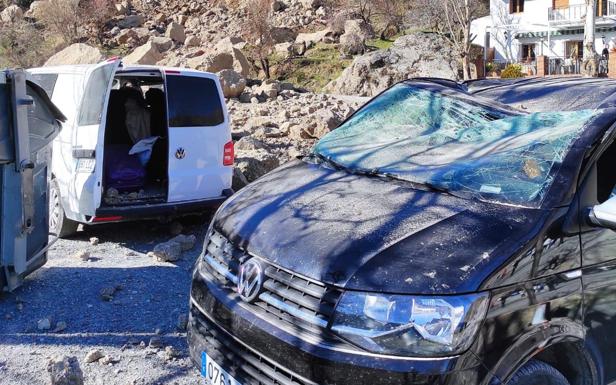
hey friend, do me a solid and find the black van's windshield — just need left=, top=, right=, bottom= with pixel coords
left=313, top=83, right=600, bottom=207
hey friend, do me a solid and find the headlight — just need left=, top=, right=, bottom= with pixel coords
left=331, top=292, right=489, bottom=356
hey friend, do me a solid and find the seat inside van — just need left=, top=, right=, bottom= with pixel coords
left=102, top=70, right=168, bottom=207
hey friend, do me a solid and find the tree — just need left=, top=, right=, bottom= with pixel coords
left=80, top=0, right=115, bottom=45
left=372, top=0, right=407, bottom=39
left=582, top=0, right=599, bottom=77
left=0, top=19, right=50, bottom=67
left=440, top=0, right=487, bottom=80
left=242, top=0, right=275, bottom=79
left=38, top=0, right=81, bottom=44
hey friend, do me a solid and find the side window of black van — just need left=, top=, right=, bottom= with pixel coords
left=166, top=76, right=224, bottom=127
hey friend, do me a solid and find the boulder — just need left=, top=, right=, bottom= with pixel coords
left=344, top=19, right=374, bottom=41
left=255, top=79, right=281, bottom=100
left=271, top=0, right=286, bottom=12
left=170, top=234, right=196, bottom=252
left=44, top=44, right=105, bottom=66
left=213, top=43, right=250, bottom=77
left=270, top=27, right=297, bottom=44
left=214, top=36, right=246, bottom=51
left=165, top=21, right=186, bottom=43
left=235, top=149, right=280, bottom=182
left=217, top=69, right=246, bottom=98
left=123, top=41, right=163, bottom=65
left=150, top=240, right=182, bottom=262
left=235, top=136, right=269, bottom=151
left=339, top=32, right=365, bottom=57
left=311, top=110, right=342, bottom=138
left=187, top=51, right=233, bottom=73
left=117, top=14, right=144, bottom=29
left=295, top=29, right=330, bottom=48
left=150, top=36, right=173, bottom=52
left=275, top=42, right=293, bottom=56
left=0, top=5, right=23, bottom=23
left=47, top=356, right=83, bottom=385
left=25, top=1, right=47, bottom=19
left=325, top=32, right=459, bottom=96
left=185, top=35, right=201, bottom=47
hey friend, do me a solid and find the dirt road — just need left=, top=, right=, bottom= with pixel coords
left=0, top=216, right=211, bottom=385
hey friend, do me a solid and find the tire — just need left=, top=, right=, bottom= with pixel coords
left=508, top=360, right=570, bottom=385
left=49, top=178, right=78, bottom=238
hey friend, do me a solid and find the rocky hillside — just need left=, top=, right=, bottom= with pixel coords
left=1, top=0, right=459, bottom=188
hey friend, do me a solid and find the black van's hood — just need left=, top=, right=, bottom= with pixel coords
left=214, top=160, right=546, bottom=294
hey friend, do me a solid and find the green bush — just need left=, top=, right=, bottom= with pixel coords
left=500, top=64, right=525, bottom=79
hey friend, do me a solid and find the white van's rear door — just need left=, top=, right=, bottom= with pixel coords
left=69, top=59, right=120, bottom=217
left=165, top=70, right=232, bottom=202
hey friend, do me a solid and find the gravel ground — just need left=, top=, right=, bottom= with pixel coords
left=0, top=215, right=212, bottom=385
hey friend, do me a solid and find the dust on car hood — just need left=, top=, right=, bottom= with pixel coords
left=214, top=160, right=544, bottom=294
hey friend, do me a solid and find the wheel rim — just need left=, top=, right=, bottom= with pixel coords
left=49, top=184, right=61, bottom=232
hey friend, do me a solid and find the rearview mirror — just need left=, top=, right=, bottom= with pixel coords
left=589, top=196, right=616, bottom=230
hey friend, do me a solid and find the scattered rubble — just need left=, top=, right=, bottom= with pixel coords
left=148, top=336, right=163, bottom=349
left=99, top=285, right=122, bottom=301
left=54, top=321, right=67, bottom=333
left=37, top=317, right=51, bottom=331
left=47, top=355, right=84, bottom=385
left=149, top=233, right=196, bottom=262
left=72, top=250, right=90, bottom=261
left=84, top=349, right=104, bottom=364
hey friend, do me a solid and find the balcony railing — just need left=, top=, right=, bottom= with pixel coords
left=548, top=1, right=616, bottom=24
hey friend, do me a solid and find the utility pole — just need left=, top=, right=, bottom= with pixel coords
left=582, top=0, right=599, bottom=76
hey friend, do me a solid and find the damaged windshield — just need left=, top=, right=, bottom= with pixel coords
left=313, top=83, right=600, bottom=207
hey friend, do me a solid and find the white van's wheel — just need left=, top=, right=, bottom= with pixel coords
left=49, top=179, right=78, bottom=238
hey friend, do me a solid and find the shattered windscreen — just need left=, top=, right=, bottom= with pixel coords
left=314, top=83, right=601, bottom=207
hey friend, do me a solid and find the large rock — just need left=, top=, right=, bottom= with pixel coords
left=217, top=69, right=246, bottom=98
left=270, top=27, right=297, bottom=44
left=235, top=150, right=280, bottom=182
left=213, top=42, right=250, bottom=77
left=123, top=41, right=163, bottom=65
left=344, top=19, right=374, bottom=41
left=339, top=32, right=365, bottom=57
left=44, top=44, right=105, bottom=66
left=214, top=36, right=246, bottom=51
left=47, top=356, right=83, bottom=385
left=295, top=29, right=331, bottom=48
left=150, top=36, right=173, bottom=52
left=0, top=4, right=23, bottom=23
left=325, top=32, right=459, bottom=96
left=118, top=14, right=144, bottom=29
left=187, top=51, right=233, bottom=73
left=165, top=21, right=186, bottom=44
left=25, top=1, right=47, bottom=19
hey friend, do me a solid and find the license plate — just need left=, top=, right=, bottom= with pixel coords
left=201, top=351, right=242, bottom=385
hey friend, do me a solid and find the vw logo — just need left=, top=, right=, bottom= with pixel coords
left=237, top=258, right=264, bottom=302
left=175, top=148, right=185, bottom=159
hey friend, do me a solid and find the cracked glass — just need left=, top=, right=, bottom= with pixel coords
left=314, top=83, right=600, bottom=207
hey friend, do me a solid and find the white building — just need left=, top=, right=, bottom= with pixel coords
left=471, top=0, right=616, bottom=73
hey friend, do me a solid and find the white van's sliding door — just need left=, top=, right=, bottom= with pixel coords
left=69, top=59, right=120, bottom=217
left=165, top=71, right=232, bottom=202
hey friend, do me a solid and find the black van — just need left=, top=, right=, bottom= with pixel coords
left=188, top=78, right=616, bottom=385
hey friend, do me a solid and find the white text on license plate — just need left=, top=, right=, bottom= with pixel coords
left=201, top=351, right=242, bottom=385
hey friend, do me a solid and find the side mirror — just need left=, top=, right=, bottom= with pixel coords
left=589, top=196, right=616, bottom=230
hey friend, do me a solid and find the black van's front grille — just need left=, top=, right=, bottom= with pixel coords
left=191, top=306, right=315, bottom=385
left=202, top=231, right=342, bottom=339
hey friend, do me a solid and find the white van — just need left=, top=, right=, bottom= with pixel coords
left=29, top=59, right=234, bottom=237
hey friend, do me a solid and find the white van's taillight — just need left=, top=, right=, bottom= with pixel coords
left=223, top=141, right=234, bottom=166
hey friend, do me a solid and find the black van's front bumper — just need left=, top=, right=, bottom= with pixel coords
left=92, top=189, right=233, bottom=222
left=187, top=268, right=490, bottom=385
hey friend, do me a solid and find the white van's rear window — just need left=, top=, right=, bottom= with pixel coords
left=166, top=76, right=224, bottom=127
